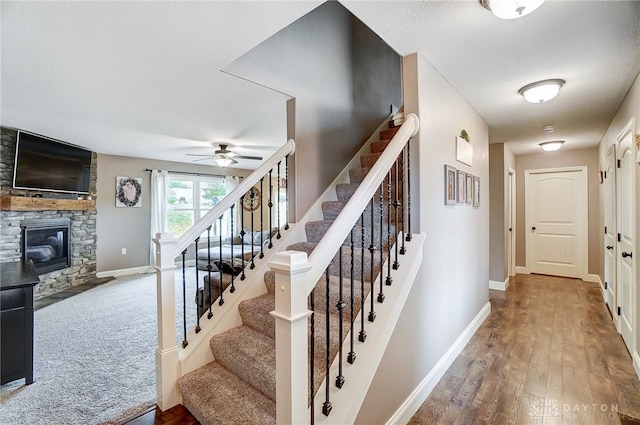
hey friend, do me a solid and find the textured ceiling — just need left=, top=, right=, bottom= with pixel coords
left=2, top=1, right=639, bottom=166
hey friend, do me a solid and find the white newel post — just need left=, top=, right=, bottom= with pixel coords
left=153, top=232, right=181, bottom=410
left=269, top=251, right=313, bottom=425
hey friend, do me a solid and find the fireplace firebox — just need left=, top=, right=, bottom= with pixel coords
left=21, top=218, right=71, bottom=274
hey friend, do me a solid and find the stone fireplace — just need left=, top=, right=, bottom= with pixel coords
left=1, top=127, right=98, bottom=299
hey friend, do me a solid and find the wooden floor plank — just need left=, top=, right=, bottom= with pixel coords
left=409, top=274, right=640, bottom=425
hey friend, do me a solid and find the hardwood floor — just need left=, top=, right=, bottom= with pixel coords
left=119, top=273, right=640, bottom=425
left=409, top=273, right=640, bottom=425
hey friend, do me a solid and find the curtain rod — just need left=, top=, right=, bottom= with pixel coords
left=144, top=168, right=242, bottom=179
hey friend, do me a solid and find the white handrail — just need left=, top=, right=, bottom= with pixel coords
left=305, top=113, right=419, bottom=294
left=172, top=139, right=296, bottom=256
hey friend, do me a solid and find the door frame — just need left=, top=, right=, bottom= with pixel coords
left=604, top=144, right=617, bottom=319
left=508, top=167, right=516, bottom=277
left=525, top=166, right=589, bottom=279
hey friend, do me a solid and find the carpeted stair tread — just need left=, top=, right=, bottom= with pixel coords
left=179, top=361, right=276, bottom=425
left=239, top=293, right=276, bottom=339
left=379, top=127, right=399, bottom=140
left=322, top=201, right=348, bottom=220
left=361, top=152, right=381, bottom=168
left=349, top=167, right=370, bottom=184
left=263, top=270, right=275, bottom=294
left=210, top=325, right=276, bottom=401
left=336, top=183, right=361, bottom=202
left=371, top=140, right=390, bottom=153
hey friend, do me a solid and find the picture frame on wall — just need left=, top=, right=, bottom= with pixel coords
left=466, top=173, right=473, bottom=204
left=457, top=170, right=466, bottom=204
left=444, top=164, right=457, bottom=205
left=115, top=176, right=142, bottom=208
left=473, top=176, right=480, bottom=207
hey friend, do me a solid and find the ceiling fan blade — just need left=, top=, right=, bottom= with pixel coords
left=190, top=157, right=216, bottom=163
left=233, top=155, right=263, bottom=161
left=185, top=153, right=215, bottom=157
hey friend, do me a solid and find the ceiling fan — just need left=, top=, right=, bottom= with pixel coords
left=186, top=144, right=263, bottom=167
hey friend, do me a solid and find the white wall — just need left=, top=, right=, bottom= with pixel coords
left=598, top=71, right=640, bottom=373
left=355, top=53, right=490, bottom=423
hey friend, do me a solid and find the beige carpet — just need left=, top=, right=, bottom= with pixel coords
left=0, top=268, right=201, bottom=424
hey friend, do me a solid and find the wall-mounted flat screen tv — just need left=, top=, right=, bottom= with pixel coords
left=13, top=130, right=93, bottom=194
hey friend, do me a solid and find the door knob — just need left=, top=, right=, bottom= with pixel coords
left=531, top=226, right=536, bottom=231
left=622, top=251, right=633, bottom=259
left=606, top=245, right=613, bottom=250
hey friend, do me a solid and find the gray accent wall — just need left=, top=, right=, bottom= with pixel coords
left=355, top=53, right=490, bottom=423
left=514, top=147, right=600, bottom=276
left=224, top=1, right=402, bottom=220
left=96, top=153, right=249, bottom=273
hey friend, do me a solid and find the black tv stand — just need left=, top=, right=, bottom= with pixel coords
left=1, top=260, right=39, bottom=385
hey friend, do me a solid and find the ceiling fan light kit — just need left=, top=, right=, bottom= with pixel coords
left=539, top=141, right=564, bottom=152
left=480, top=0, right=546, bottom=19
left=518, top=79, right=565, bottom=103
left=186, top=143, right=263, bottom=167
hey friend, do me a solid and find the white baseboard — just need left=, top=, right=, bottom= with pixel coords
left=514, top=266, right=529, bottom=275
left=96, top=265, right=153, bottom=278
left=634, top=350, right=640, bottom=381
left=583, top=274, right=602, bottom=284
left=489, top=278, right=509, bottom=291
left=386, top=301, right=492, bottom=425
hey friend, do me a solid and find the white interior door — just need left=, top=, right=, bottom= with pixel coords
left=604, top=145, right=617, bottom=316
left=525, top=167, right=588, bottom=279
left=616, top=119, right=636, bottom=352
left=508, top=168, right=516, bottom=277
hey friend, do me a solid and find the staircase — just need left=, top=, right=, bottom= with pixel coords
left=178, top=121, right=404, bottom=424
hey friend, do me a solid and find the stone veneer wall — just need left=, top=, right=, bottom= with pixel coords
left=1, top=127, right=98, bottom=299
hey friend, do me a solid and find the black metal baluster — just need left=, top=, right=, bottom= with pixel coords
left=386, top=170, right=393, bottom=286
left=377, top=183, right=385, bottom=303
left=277, top=161, right=282, bottom=239
left=310, top=288, right=315, bottom=425
left=181, top=248, right=188, bottom=348
left=259, top=177, right=265, bottom=259
left=336, top=246, right=345, bottom=388
left=405, top=138, right=412, bottom=242
left=240, top=195, right=246, bottom=281
left=218, top=216, right=224, bottom=306
left=322, top=267, right=332, bottom=416
left=194, top=237, right=201, bottom=333
left=393, top=156, right=400, bottom=269
left=284, top=154, right=290, bottom=230
left=359, top=213, right=366, bottom=342
left=400, top=146, right=407, bottom=255
left=206, top=226, right=213, bottom=319
left=250, top=189, right=256, bottom=270
left=368, top=198, right=376, bottom=323
left=268, top=170, right=274, bottom=249
left=348, top=227, right=356, bottom=364
left=229, top=205, right=236, bottom=293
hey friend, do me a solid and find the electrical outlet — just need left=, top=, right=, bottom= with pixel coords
left=121, top=248, right=127, bottom=255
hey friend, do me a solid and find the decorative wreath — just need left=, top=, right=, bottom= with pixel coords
left=242, top=186, right=261, bottom=211
left=116, top=177, right=142, bottom=207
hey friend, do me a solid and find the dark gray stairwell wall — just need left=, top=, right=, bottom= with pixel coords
left=224, top=1, right=402, bottom=220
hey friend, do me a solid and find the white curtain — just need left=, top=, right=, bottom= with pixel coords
left=150, top=170, right=169, bottom=266
left=223, top=176, right=240, bottom=237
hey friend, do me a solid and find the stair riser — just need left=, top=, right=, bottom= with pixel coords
left=360, top=153, right=380, bottom=169
left=379, top=127, right=399, bottom=140
left=349, top=167, right=370, bottom=184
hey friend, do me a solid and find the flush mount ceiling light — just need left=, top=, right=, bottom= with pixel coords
left=480, top=0, right=546, bottom=19
left=539, top=141, right=564, bottom=152
left=214, top=157, right=237, bottom=167
left=518, top=79, right=565, bottom=103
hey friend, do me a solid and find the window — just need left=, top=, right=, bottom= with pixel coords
left=166, top=176, right=227, bottom=237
